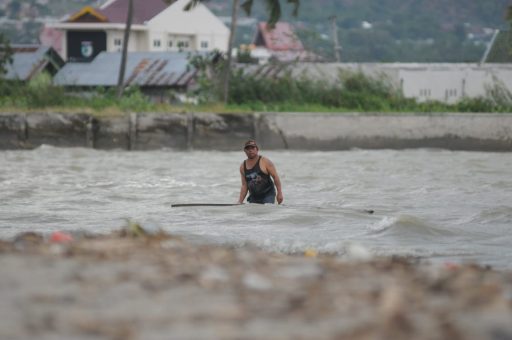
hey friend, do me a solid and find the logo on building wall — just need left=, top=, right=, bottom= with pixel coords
left=81, top=41, right=93, bottom=58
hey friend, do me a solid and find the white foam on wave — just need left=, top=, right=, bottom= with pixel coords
left=34, top=144, right=58, bottom=151
left=367, top=214, right=455, bottom=237
left=255, top=238, right=374, bottom=260
left=369, top=216, right=398, bottom=232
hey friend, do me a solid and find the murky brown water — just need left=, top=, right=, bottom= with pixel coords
left=1, top=146, right=511, bottom=268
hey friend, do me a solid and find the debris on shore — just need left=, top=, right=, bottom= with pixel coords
left=0, top=228, right=511, bottom=340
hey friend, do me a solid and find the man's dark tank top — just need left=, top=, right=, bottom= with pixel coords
left=244, top=156, right=274, bottom=198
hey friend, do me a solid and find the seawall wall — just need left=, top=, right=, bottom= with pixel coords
left=1, top=112, right=511, bottom=151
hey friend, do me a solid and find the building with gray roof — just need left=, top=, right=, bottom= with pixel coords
left=53, top=51, right=215, bottom=102
left=4, top=45, right=64, bottom=81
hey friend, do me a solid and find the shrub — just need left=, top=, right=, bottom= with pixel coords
left=25, top=72, right=69, bottom=107
left=227, top=68, right=411, bottom=111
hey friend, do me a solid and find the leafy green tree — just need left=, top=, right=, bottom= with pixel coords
left=6, top=1, right=21, bottom=19
left=185, top=0, right=300, bottom=103
left=0, top=33, right=13, bottom=76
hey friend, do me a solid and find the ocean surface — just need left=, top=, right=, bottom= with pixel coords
left=1, top=146, right=511, bottom=268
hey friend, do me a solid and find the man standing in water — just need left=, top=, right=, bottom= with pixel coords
left=238, top=139, right=283, bottom=204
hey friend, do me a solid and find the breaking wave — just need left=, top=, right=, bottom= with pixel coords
left=368, top=214, right=456, bottom=237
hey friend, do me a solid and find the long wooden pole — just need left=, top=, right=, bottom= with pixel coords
left=172, top=203, right=241, bottom=207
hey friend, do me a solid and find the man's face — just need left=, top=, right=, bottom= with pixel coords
left=244, top=145, right=258, bottom=159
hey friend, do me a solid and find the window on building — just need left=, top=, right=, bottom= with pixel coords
left=114, top=38, right=122, bottom=46
left=168, top=40, right=173, bottom=48
left=153, top=39, right=161, bottom=47
left=446, top=89, right=457, bottom=97
left=177, top=41, right=189, bottom=49
left=200, top=41, right=208, bottom=49
left=420, top=89, right=432, bottom=97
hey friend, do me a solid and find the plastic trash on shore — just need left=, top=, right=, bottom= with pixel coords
left=50, top=231, right=73, bottom=243
left=120, top=219, right=166, bottom=239
left=304, top=248, right=318, bottom=257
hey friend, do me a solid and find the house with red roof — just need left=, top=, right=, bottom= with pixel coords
left=250, top=22, right=320, bottom=63
left=44, top=0, right=229, bottom=62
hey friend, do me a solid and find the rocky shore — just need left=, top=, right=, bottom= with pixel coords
left=1, top=229, right=511, bottom=340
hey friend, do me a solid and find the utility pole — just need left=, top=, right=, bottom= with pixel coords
left=117, top=0, right=133, bottom=98
left=329, top=16, right=341, bottom=62
left=479, top=29, right=499, bottom=65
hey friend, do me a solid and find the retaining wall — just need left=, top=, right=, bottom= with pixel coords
left=0, top=112, right=511, bottom=151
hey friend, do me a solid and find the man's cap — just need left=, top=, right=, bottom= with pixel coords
left=244, top=139, right=258, bottom=148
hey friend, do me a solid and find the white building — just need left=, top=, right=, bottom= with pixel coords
left=245, top=63, right=512, bottom=104
left=45, top=0, right=229, bottom=62
left=348, top=63, right=512, bottom=104
left=359, top=63, right=512, bottom=104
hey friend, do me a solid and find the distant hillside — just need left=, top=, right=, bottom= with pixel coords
left=222, top=0, right=511, bottom=62
left=0, top=0, right=96, bottom=18
left=1, top=0, right=510, bottom=62
left=0, top=0, right=97, bottom=45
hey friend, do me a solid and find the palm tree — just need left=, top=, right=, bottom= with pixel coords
left=116, top=0, right=134, bottom=98
left=116, top=0, right=300, bottom=101
left=185, top=0, right=300, bottom=103
left=240, top=0, right=300, bottom=27
left=186, top=0, right=300, bottom=26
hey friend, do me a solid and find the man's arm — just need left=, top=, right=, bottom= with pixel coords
left=264, top=158, right=283, bottom=204
left=238, top=164, right=248, bottom=204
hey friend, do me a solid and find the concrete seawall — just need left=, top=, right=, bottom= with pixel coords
left=1, top=112, right=511, bottom=151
